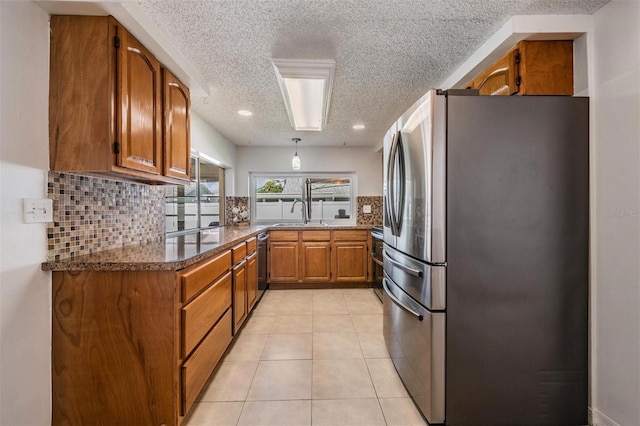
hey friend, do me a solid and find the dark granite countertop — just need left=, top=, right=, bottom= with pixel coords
left=42, top=224, right=373, bottom=272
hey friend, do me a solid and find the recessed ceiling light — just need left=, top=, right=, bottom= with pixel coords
left=238, top=110, right=253, bottom=116
left=352, top=124, right=365, bottom=130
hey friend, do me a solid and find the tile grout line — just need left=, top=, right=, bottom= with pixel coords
left=364, top=356, right=391, bottom=425
left=192, top=289, right=392, bottom=426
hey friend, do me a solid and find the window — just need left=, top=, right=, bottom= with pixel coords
left=251, top=173, right=355, bottom=223
left=166, top=154, right=225, bottom=234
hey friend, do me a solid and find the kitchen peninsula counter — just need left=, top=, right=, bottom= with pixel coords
left=46, top=222, right=375, bottom=425
left=42, top=224, right=372, bottom=272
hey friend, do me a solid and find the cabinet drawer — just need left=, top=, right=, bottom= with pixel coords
left=180, top=251, right=231, bottom=302
left=302, top=230, right=331, bottom=241
left=182, top=271, right=232, bottom=358
left=270, top=230, right=299, bottom=241
left=246, top=237, right=257, bottom=254
left=333, top=230, right=368, bottom=241
left=232, top=242, right=247, bottom=265
left=182, top=309, right=232, bottom=415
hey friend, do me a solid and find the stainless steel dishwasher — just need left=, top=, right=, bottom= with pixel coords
left=256, top=232, right=269, bottom=302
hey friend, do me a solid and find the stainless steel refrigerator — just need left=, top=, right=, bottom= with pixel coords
left=382, top=89, right=589, bottom=425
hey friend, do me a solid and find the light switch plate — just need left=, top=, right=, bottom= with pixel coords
left=363, top=205, right=372, bottom=214
left=24, top=198, right=53, bottom=223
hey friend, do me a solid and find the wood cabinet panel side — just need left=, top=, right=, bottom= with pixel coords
left=518, top=40, right=574, bottom=95
left=51, top=270, right=178, bottom=425
left=49, top=16, right=114, bottom=172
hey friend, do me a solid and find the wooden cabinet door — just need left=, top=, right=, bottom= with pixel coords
left=163, top=69, right=191, bottom=181
left=117, top=27, right=162, bottom=175
left=269, top=242, right=299, bottom=282
left=468, top=49, right=518, bottom=96
left=518, top=41, right=573, bottom=95
left=232, top=260, right=247, bottom=333
left=466, top=40, right=573, bottom=96
left=333, top=241, right=368, bottom=282
left=247, top=252, right=258, bottom=311
left=301, top=242, right=331, bottom=282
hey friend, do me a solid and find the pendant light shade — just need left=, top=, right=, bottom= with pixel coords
left=292, top=138, right=301, bottom=170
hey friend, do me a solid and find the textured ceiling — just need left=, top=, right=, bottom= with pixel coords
left=138, top=0, right=609, bottom=147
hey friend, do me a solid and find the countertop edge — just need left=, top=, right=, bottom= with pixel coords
left=42, top=225, right=374, bottom=272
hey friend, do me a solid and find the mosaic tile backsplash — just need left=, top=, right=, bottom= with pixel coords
left=226, top=196, right=250, bottom=226
left=224, top=196, right=381, bottom=225
left=47, top=172, right=165, bottom=261
left=357, top=196, right=383, bottom=226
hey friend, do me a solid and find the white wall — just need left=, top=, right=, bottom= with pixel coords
left=591, top=1, right=640, bottom=425
left=235, top=146, right=383, bottom=197
left=191, top=112, right=237, bottom=195
left=0, top=2, right=52, bottom=425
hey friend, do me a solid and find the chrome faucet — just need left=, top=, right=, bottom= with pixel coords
left=291, top=199, right=309, bottom=224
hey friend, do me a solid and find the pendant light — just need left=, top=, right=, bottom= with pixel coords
left=291, top=138, right=301, bottom=170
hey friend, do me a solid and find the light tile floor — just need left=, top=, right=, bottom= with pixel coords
left=186, top=288, right=427, bottom=426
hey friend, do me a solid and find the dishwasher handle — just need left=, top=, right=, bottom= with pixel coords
left=257, top=233, right=270, bottom=241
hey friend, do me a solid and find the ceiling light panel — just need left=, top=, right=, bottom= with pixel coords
left=273, top=59, right=336, bottom=132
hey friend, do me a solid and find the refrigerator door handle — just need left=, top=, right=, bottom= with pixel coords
left=386, top=131, right=400, bottom=235
left=396, top=132, right=406, bottom=234
left=383, top=278, right=423, bottom=321
left=383, top=250, right=423, bottom=277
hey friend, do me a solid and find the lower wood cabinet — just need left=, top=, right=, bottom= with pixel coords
left=181, top=271, right=232, bottom=357
left=182, top=310, right=232, bottom=414
left=231, top=237, right=259, bottom=334
left=268, top=229, right=371, bottom=286
left=269, top=241, right=300, bottom=282
left=333, top=241, right=368, bottom=282
left=52, top=270, right=178, bottom=426
left=232, top=259, right=247, bottom=333
left=301, top=230, right=332, bottom=282
left=51, top=235, right=262, bottom=426
left=333, top=230, right=369, bottom=282
left=247, top=251, right=258, bottom=310
left=301, top=241, right=332, bottom=281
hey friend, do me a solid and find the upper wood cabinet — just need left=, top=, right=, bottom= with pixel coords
left=469, top=49, right=519, bottom=95
left=466, top=40, right=573, bottom=96
left=49, top=15, right=191, bottom=184
left=163, top=69, right=191, bottom=180
left=118, top=28, right=162, bottom=175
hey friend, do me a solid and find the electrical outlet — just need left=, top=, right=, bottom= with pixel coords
left=24, top=198, right=53, bottom=223
left=363, top=205, right=372, bottom=214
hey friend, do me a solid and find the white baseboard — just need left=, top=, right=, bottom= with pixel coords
left=590, top=407, right=621, bottom=426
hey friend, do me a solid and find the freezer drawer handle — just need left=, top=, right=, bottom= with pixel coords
left=383, top=278, right=423, bottom=321
left=383, top=250, right=423, bottom=277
